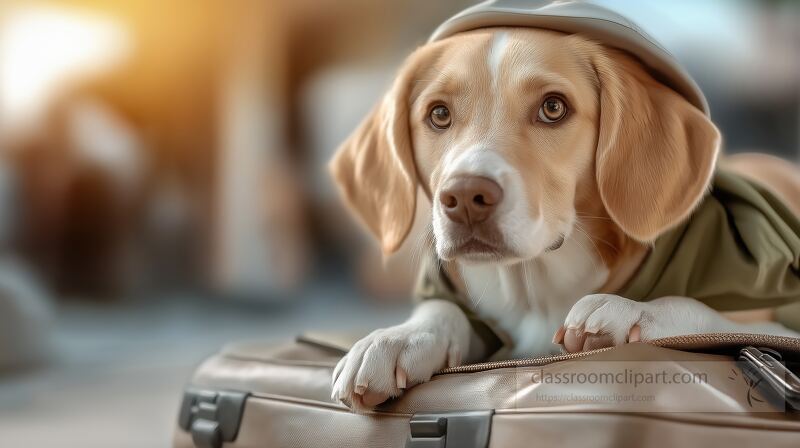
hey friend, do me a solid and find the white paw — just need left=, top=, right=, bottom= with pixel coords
left=554, top=294, right=655, bottom=353
left=331, top=323, right=461, bottom=411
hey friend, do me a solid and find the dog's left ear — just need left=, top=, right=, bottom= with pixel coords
left=592, top=49, right=721, bottom=242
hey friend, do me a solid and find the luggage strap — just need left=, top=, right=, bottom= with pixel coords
left=406, top=410, right=494, bottom=448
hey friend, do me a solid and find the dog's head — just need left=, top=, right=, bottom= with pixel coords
left=330, top=28, right=719, bottom=265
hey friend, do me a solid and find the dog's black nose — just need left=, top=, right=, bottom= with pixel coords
left=439, top=176, right=503, bottom=225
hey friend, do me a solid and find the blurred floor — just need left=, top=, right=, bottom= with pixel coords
left=0, top=286, right=410, bottom=448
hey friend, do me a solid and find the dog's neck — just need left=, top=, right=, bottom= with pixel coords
left=449, top=219, right=647, bottom=357
left=571, top=180, right=651, bottom=293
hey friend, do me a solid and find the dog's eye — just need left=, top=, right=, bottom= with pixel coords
left=538, top=96, right=568, bottom=123
left=429, top=105, right=452, bottom=130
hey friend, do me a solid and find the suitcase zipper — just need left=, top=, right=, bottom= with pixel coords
left=438, top=347, right=613, bottom=374
left=436, top=333, right=800, bottom=375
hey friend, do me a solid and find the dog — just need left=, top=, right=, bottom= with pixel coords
left=328, top=27, right=800, bottom=410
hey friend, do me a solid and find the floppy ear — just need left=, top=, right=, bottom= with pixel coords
left=592, top=50, right=721, bottom=242
left=329, top=53, right=422, bottom=254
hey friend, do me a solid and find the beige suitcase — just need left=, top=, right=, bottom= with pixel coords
left=173, top=333, right=800, bottom=448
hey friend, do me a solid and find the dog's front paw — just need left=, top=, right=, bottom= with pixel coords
left=554, top=294, right=655, bottom=353
left=331, top=324, right=460, bottom=411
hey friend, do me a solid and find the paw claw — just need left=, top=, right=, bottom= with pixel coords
left=360, top=390, right=390, bottom=408
left=628, top=324, right=641, bottom=342
left=562, top=294, right=648, bottom=352
left=563, top=327, right=587, bottom=353
left=446, top=348, right=462, bottom=368
left=552, top=326, right=566, bottom=344
left=395, top=367, right=407, bottom=389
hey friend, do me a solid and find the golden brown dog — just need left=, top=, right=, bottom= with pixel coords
left=329, top=28, right=800, bottom=410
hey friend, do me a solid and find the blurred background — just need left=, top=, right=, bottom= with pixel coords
left=0, top=0, right=797, bottom=446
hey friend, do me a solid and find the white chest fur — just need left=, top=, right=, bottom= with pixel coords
left=458, top=233, right=608, bottom=357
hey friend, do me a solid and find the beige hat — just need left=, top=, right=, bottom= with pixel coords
left=430, top=0, right=709, bottom=115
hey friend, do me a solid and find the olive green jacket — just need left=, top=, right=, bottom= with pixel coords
left=414, top=170, right=800, bottom=355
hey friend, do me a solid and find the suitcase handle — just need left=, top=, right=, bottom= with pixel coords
left=406, top=410, right=493, bottom=448
left=178, top=388, right=249, bottom=448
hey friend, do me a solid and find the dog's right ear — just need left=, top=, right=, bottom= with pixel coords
left=329, top=50, right=428, bottom=255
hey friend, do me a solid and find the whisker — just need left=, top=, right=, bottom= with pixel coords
left=522, top=259, right=532, bottom=295
left=574, top=213, right=614, bottom=221
left=575, top=218, right=620, bottom=255
left=592, top=235, right=620, bottom=253
left=435, top=246, right=444, bottom=273
left=407, top=224, right=430, bottom=268
left=571, top=224, right=603, bottom=269
left=472, top=277, right=490, bottom=308
left=522, top=259, right=536, bottom=311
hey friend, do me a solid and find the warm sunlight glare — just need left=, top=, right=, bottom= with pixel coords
left=0, top=6, right=131, bottom=130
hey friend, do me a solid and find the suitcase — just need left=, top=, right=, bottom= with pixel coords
left=173, top=333, right=800, bottom=448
